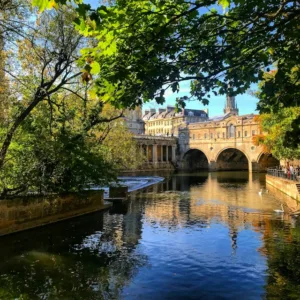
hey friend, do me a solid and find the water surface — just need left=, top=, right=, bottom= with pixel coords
left=0, top=171, right=300, bottom=299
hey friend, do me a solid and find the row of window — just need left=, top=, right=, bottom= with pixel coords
left=148, top=129, right=171, bottom=134
left=191, top=130, right=256, bottom=140
left=147, top=119, right=183, bottom=127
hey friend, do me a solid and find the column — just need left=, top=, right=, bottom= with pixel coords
left=153, top=144, right=158, bottom=165
left=148, top=145, right=153, bottom=162
left=172, top=146, right=176, bottom=162
left=251, top=161, right=260, bottom=173
left=209, top=160, right=217, bottom=171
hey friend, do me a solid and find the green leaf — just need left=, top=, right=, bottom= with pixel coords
left=32, top=0, right=51, bottom=11
left=90, top=61, right=100, bottom=75
left=218, top=0, right=230, bottom=9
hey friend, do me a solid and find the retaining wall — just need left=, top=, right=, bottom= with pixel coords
left=0, top=191, right=110, bottom=236
left=266, top=175, right=299, bottom=202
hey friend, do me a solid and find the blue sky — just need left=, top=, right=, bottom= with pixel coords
left=143, top=81, right=259, bottom=117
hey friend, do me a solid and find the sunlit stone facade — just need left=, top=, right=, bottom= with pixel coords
left=143, top=106, right=208, bottom=137
left=178, top=96, right=279, bottom=172
left=123, top=107, right=145, bottom=135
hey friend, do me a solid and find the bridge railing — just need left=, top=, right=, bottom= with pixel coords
left=267, top=168, right=300, bottom=182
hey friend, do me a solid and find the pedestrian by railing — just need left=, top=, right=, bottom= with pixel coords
left=267, top=168, right=300, bottom=182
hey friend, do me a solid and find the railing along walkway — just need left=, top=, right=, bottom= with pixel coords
left=267, top=168, right=300, bottom=182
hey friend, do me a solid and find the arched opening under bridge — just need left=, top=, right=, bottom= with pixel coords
left=216, top=148, right=249, bottom=171
left=258, top=153, right=279, bottom=171
left=182, top=149, right=209, bottom=170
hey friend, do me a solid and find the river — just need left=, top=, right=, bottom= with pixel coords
left=0, top=171, right=299, bottom=299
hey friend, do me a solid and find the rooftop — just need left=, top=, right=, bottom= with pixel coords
left=143, top=106, right=208, bottom=121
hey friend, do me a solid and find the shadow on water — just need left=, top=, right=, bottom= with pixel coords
left=0, top=207, right=147, bottom=299
left=0, top=171, right=300, bottom=299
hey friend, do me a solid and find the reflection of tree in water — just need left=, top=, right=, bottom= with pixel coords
left=0, top=207, right=147, bottom=299
left=264, top=218, right=300, bottom=298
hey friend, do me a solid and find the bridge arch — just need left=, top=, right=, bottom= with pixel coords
left=256, top=152, right=279, bottom=171
left=182, top=148, right=209, bottom=170
left=215, top=147, right=250, bottom=171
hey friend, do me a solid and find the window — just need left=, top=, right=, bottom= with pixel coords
left=228, top=124, right=235, bottom=138
left=193, top=134, right=195, bottom=140
left=222, top=132, right=225, bottom=138
left=210, top=133, right=213, bottom=139
left=245, top=131, right=248, bottom=137
left=238, top=131, right=241, bottom=137
left=217, top=133, right=220, bottom=139
left=204, top=133, right=207, bottom=139
left=252, top=130, right=256, bottom=136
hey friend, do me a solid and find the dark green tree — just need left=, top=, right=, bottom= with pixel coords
left=32, top=0, right=299, bottom=110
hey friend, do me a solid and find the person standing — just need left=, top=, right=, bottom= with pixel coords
left=290, top=165, right=294, bottom=180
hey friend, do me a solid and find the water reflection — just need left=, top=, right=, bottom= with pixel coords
left=0, top=172, right=300, bottom=299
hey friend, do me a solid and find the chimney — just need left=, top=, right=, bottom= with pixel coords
left=150, top=108, right=156, bottom=114
left=167, top=105, right=174, bottom=112
left=144, top=109, right=150, bottom=115
left=158, top=108, right=165, bottom=114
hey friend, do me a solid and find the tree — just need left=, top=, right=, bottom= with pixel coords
left=0, top=5, right=85, bottom=169
left=0, top=90, right=144, bottom=197
left=252, top=69, right=300, bottom=160
left=253, top=108, right=300, bottom=160
left=97, top=105, right=145, bottom=170
left=32, top=0, right=300, bottom=112
left=0, top=4, right=144, bottom=196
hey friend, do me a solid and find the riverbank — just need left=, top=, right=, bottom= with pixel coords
left=266, top=174, right=300, bottom=202
left=0, top=176, right=165, bottom=237
left=0, top=191, right=111, bottom=237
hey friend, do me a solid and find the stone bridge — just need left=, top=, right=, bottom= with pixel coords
left=177, top=128, right=278, bottom=172
left=134, top=132, right=279, bottom=172
left=134, top=128, right=279, bottom=172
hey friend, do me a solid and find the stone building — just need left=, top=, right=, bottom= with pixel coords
left=123, top=107, right=144, bottom=135
left=178, top=95, right=279, bottom=172
left=143, top=106, right=208, bottom=136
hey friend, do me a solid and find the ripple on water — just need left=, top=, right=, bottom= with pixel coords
left=1, top=172, right=300, bottom=299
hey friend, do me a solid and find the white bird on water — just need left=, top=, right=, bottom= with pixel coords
left=258, top=189, right=263, bottom=196
left=274, top=204, right=284, bottom=213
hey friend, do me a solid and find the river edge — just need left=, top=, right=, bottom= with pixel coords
left=0, top=176, right=165, bottom=237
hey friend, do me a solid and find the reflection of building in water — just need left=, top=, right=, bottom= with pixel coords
left=142, top=173, right=274, bottom=252
left=104, top=199, right=144, bottom=249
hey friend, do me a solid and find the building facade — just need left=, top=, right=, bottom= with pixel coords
left=123, top=107, right=145, bottom=135
left=143, top=106, right=208, bottom=137
left=178, top=96, right=279, bottom=172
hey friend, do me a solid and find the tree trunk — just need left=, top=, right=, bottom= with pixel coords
left=0, top=96, right=42, bottom=169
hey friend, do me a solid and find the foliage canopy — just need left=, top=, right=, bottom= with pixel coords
left=33, top=0, right=299, bottom=112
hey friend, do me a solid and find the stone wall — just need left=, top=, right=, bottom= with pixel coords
left=0, top=191, right=110, bottom=236
left=266, top=175, right=300, bottom=202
